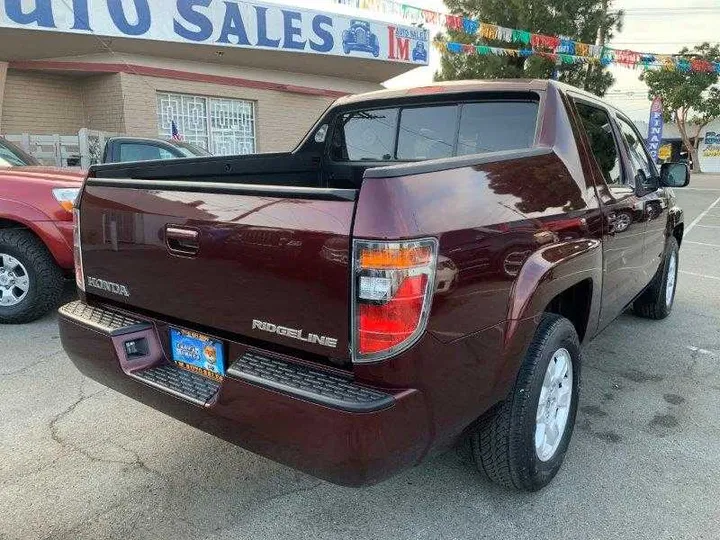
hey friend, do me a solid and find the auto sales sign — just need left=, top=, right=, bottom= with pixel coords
left=0, top=0, right=430, bottom=65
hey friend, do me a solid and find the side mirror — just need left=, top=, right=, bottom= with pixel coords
left=660, top=162, right=690, bottom=188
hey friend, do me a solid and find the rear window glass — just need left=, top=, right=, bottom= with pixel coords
left=457, top=102, right=538, bottom=155
left=332, top=100, right=538, bottom=162
left=397, top=106, right=457, bottom=160
left=334, top=108, right=398, bottom=161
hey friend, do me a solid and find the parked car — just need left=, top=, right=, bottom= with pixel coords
left=102, top=137, right=210, bottom=164
left=342, top=20, right=380, bottom=57
left=59, top=80, right=688, bottom=491
left=0, top=137, right=83, bottom=323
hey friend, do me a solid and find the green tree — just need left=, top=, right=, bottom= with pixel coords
left=435, top=0, right=623, bottom=97
left=640, top=43, right=720, bottom=173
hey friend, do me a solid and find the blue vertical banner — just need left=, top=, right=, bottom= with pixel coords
left=646, top=96, right=664, bottom=162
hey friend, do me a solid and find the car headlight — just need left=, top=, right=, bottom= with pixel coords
left=52, top=187, right=80, bottom=213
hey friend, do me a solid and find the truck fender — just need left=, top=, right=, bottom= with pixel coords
left=0, top=197, right=72, bottom=268
left=494, top=239, right=603, bottom=396
left=0, top=197, right=53, bottom=225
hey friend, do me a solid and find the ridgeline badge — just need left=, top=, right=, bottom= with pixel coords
left=252, top=319, right=338, bottom=348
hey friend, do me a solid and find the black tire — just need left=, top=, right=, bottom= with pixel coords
left=0, top=229, right=64, bottom=324
left=471, top=313, right=581, bottom=491
left=634, top=237, right=679, bottom=320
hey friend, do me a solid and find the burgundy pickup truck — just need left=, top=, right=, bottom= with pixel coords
left=59, top=80, right=688, bottom=491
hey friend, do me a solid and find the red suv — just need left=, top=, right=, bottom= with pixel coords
left=0, top=137, right=84, bottom=323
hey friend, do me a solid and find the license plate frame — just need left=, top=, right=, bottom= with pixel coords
left=169, top=327, right=225, bottom=381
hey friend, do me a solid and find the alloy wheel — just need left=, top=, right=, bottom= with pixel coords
left=666, top=251, right=677, bottom=308
left=535, top=347, right=573, bottom=462
left=0, top=254, right=30, bottom=307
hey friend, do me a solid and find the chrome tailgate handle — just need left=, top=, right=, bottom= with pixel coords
left=165, top=226, right=199, bottom=256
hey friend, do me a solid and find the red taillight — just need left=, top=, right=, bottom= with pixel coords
left=352, top=239, right=438, bottom=363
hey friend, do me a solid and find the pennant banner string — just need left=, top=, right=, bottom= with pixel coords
left=333, top=0, right=720, bottom=74
left=436, top=40, right=720, bottom=74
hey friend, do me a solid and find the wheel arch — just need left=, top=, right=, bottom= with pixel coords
left=493, top=240, right=602, bottom=399
left=0, top=212, right=72, bottom=270
left=505, top=239, right=602, bottom=334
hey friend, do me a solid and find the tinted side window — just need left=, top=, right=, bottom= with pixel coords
left=617, top=116, right=656, bottom=185
left=397, top=106, right=457, bottom=160
left=333, top=108, right=398, bottom=161
left=119, top=144, right=175, bottom=162
left=574, top=102, right=624, bottom=186
left=457, top=102, right=538, bottom=155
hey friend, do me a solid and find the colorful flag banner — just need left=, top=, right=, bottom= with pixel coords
left=439, top=39, right=720, bottom=74
left=333, top=0, right=720, bottom=74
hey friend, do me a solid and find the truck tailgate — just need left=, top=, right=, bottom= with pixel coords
left=79, top=181, right=356, bottom=360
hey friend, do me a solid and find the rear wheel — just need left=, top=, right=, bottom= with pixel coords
left=471, top=314, right=581, bottom=491
left=634, top=237, right=679, bottom=320
left=0, top=229, right=64, bottom=324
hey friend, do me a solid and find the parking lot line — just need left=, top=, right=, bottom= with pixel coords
left=685, top=241, right=720, bottom=248
left=680, top=270, right=720, bottom=281
left=685, top=195, right=720, bottom=234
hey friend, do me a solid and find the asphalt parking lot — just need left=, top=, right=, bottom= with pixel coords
left=2, top=176, right=720, bottom=540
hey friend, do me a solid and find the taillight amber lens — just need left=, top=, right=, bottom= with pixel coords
left=352, top=239, right=438, bottom=363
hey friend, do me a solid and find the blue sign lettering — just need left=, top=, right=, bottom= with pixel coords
left=217, top=2, right=250, bottom=45
left=5, top=0, right=56, bottom=28
left=107, top=0, right=151, bottom=36
left=255, top=6, right=280, bottom=48
left=394, top=27, right=427, bottom=41
left=310, top=15, right=334, bottom=53
left=282, top=10, right=305, bottom=51
left=174, top=0, right=213, bottom=42
left=70, top=0, right=91, bottom=30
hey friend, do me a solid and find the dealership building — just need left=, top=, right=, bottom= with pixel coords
left=0, top=0, right=429, bottom=161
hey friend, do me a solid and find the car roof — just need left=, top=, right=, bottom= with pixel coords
left=335, top=79, right=606, bottom=107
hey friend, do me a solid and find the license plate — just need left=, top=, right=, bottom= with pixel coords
left=169, top=328, right=225, bottom=381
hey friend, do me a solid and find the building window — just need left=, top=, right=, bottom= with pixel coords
left=157, top=92, right=256, bottom=155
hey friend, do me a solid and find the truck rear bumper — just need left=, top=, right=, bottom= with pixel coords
left=58, top=301, right=430, bottom=487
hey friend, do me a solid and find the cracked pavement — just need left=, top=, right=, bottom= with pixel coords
left=1, top=178, right=720, bottom=540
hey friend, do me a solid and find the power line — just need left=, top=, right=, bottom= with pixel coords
left=611, top=7, right=720, bottom=13
left=610, top=41, right=719, bottom=45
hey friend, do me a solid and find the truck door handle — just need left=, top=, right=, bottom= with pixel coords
left=165, top=226, right=199, bottom=256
